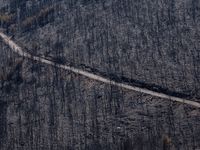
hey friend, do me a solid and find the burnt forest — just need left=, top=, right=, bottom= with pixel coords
left=0, top=0, right=200, bottom=149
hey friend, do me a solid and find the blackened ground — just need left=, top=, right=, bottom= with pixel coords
left=0, top=43, right=200, bottom=150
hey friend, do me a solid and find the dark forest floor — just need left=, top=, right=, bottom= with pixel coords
left=0, top=41, right=200, bottom=150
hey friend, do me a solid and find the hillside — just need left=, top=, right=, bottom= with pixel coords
left=0, top=0, right=200, bottom=149
left=0, top=0, right=199, bottom=98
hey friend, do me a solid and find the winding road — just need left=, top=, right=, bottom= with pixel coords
left=1, top=32, right=200, bottom=108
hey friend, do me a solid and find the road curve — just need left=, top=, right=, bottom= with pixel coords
left=0, top=32, right=200, bottom=108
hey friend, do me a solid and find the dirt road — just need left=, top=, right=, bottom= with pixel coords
left=1, top=32, right=200, bottom=108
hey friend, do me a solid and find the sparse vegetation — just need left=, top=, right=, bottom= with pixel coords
left=21, top=17, right=35, bottom=30
left=9, top=24, right=16, bottom=35
left=37, top=7, right=53, bottom=26
left=0, top=13, right=16, bottom=28
left=160, top=134, right=171, bottom=150
left=21, top=7, right=53, bottom=30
